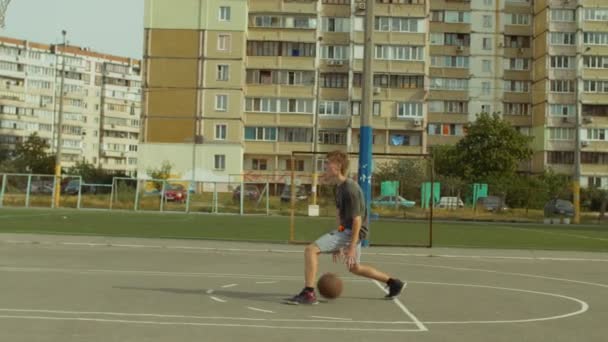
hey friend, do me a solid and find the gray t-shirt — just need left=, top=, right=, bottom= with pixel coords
left=335, top=178, right=368, bottom=240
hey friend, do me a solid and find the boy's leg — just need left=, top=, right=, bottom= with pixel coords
left=304, top=244, right=321, bottom=288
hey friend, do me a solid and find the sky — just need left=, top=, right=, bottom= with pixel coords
left=2, top=0, right=144, bottom=59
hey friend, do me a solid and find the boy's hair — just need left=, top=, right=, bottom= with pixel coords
left=326, top=150, right=349, bottom=175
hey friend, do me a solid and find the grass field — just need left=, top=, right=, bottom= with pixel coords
left=1, top=208, right=607, bottom=252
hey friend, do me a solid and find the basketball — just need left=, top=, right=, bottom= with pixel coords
left=317, top=273, right=343, bottom=299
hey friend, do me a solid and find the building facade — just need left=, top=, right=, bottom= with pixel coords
left=0, top=36, right=141, bottom=175
left=142, top=0, right=608, bottom=188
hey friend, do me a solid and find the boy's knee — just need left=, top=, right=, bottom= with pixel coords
left=349, top=264, right=362, bottom=274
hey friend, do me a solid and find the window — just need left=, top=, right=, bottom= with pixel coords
left=551, top=56, right=575, bottom=69
left=444, top=33, right=470, bottom=46
left=373, top=74, right=424, bottom=89
left=351, top=102, right=361, bottom=116
left=550, top=32, right=576, bottom=45
left=505, top=35, right=531, bottom=48
left=584, top=32, right=608, bottom=45
left=322, top=17, right=350, bottom=32
left=278, top=127, right=312, bottom=142
left=430, top=33, right=444, bottom=45
left=507, top=58, right=530, bottom=70
left=484, top=0, right=492, bottom=5
left=318, top=130, right=347, bottom=145
left=482, top=60, right=492, bottom=72
left=587, top=177, right=604, bottom=188
left=244, top=127, right=277, bottom=141
left=285, top=159, right=305, bottom=171
left=214, top=155, right=226, bottom=170
left=445, top=11, right=471, bottom=23
left=550, top=104, right=575, bottom=117
left=504, top=103, right=531, bottom=116
left=215, top=124, right=227, bottom=140
left=551, top=9, right=575, bottom=22
left=246, top=41, right=316, bottom=57
left=430, top=78, right=468, bottom=90
left=481, top=105, right=491, bottom=113
left=584, top=80, right=608, bottom=93
left=584, top=56, right=608, bottom=69
left=483, top=38, right=492, bottom=50
left=550, top=80, right=576, bottom=93
left=389, top=133, right=421, bottom=146
left=427, top=123, right=464, bottom=136
left=218, top=34, right=231, bottom=51
left=321, top=45, right=349, bottom=60
left=548, top=127, right=575, bottom=140
left=396, top=102, right=423, bottom=118
left=375, top=17, right=422, bottom=32
left=431, top=55, right=469, bottom=68
left=373, top=101, right=381, bottom=116
left=504, top=81, right=530, bottom=93
left=252, top=159, right=268, bottom=171
left=446, top=101, right=468, bottom=114
left=584, top=8, right=608, bottom=21
left=219, top=6, right=231, bottom=21
left=547, top=151, right=574, bottom=164
left=483, top=15, right=492, bottom=28
left=375, top=45, right=424, bottom=61
left=320, top=73, right=348, bottom=88
left=507, top=13, right=530, bottom=25
left=430, top=11, right=444, bottom=22
left=319, top=101, right=349, bottom=116
left=587, top=129, right=607, bottom=141
left=215, top=94, right=228, bottom=111
left=581, top=152, right=608, bottom=165
left=482, top=82, right=491, bottom=95
left=217, top=65, right=229, bottom=81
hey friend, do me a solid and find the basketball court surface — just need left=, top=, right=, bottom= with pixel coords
left=1, top=233, right=607, bottom=342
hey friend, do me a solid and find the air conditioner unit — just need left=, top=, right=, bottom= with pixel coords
left=373, top=87, right=381, bottom=94
left=357, top=2, right=366, bottom=10
left=111, top=124, right=116, bottom=128
left=581, top=140, right=589, bottom=147
left=562, top=117, right=570, bottom=123
left=414, top=119, right=422, bottom=127
left=328, top=60, right=344, bottom=66
left=498, top=42, right=504, bottom=48
left=583, top=117, right=593, bottom=124
left=456, top=46, right=464, bottom=52
left=518, top=48, right=525, bottom=54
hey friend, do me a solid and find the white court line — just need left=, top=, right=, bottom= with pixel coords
left=210, top=297, right=226, bottom=303
left=311, top=316, right=352, bottom=321
left=5, top=239, right=608, bottom=263
left=247, top=307, right=274, bottom=314
left=0, top=309, right=410, bottom=325
left=412, top=281, right=589, bottom=324
left=0, top=315, right=421, bottom=332
left=221, top=284, right=238, bottom=289
left=372, top=280, right=428, bottom=332
left=205, top=289, right=214, bottom=294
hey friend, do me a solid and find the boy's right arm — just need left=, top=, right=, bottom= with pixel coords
left=336, top=209, right=341, bottom=226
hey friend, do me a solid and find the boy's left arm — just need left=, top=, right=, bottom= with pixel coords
left=346, top=215, right=362, bottom=268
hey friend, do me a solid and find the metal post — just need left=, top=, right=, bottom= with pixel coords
left=53, top=30, right=67, bottom=209
left=213, top=182, right=218, bottom=213
left=25, top=174, right=32, bottom=208
left=429, top=157, right=435, bottom=248
left=240, top=178, right=244, bottom=215
left=186, top=181, right=192, bottom=214
left=160, top=180, right=166, bottom=212
left=134, top=180, right=140, bottom=211
left=0, top=174, right=6, bottom=208
left=266, top=181, right=270, bottom=216
left=312, top=66, right=321, bottom=205
left=290, top=157, right=296, bottom=242
left=76, top=177, right=82, bottom=209
left=573, top=46, right=588, bottom=224
left=358, top=0, right=374, bottom=247
left=109, top=178, right=115, bottom=210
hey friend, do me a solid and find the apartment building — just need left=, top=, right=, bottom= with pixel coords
left=0, top=36, right=141, bottom=175
left=142, top=0, right=608, bottom=188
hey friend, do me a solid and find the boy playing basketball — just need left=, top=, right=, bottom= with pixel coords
left=285, top=150, right=405, bottom=305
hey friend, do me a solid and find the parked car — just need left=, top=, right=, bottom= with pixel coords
left=30, top=181, right=54, bottom=194
left=232, top=185, right=261, bottom=201
left=544, top=198, right=574, bottom=217
left=280, top=186, right=308, bottom=203
left=372, top=195, right=416, bottom=208
left=476, top=196, right=508, bottom=212
left=163, top=184, right=187, bottom=203
left=437, top=196, right=465, bottom=209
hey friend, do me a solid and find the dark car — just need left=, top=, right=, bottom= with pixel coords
left=232, top=185, right=261, bottom=201
left=544, top=199, right=574, bottom=217
left=280, top=186, right=308, bottom=203
left=163, top=184, right=187, bottom=203
left=477, top=196, right=508, bottom=212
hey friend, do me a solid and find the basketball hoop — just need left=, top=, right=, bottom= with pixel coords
left=0, top=0, right=11, bottom=29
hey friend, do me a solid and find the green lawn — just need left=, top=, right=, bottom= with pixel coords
left=0, top=208, right=607, bottom=252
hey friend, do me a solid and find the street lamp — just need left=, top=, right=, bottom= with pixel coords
left=53, top=30, right=67, bottom=208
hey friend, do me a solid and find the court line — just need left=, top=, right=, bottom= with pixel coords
left=221, top=284, right=238, bottom=289
left=412, top=281, right=589, bottom=324
left=210, top=296, right=226, bottom=303
left=0, top=315, right=422, bottom=332
left=310, top=316, right=352, bottom=321
left=372, top=280, right=428, bottom=332
left=3, top=239, right=607, bottom=263
left=0, top=309, right=411, bottom=325
left=247, top=307, right=274, bottom=314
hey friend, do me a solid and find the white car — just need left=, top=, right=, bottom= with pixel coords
left=437, top=196, right=465, bottom=209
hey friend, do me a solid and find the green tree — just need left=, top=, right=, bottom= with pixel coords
left=146, top=160, right=173, bottom=191
left=373, top=159, right=427, bottom=200
left=11, top=133, right=55, bottom=174
left=456, top=113, right=533, bottom=182
left=68, top=161, right=117, bottom=184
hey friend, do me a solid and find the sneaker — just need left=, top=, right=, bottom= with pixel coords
left=284, top=289, right=319, bottom=305
left=385, top=279, right=406, bottom=299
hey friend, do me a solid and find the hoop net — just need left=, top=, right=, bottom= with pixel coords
left=0, top=0, right=10, bottom=28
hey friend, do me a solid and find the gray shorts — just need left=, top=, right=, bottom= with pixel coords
left=314, top=229, right=361, bottom=264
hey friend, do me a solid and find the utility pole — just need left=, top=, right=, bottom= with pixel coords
left=358, top=0, right=374, bottom=246
left=53, top=30, right=67, bottom=208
